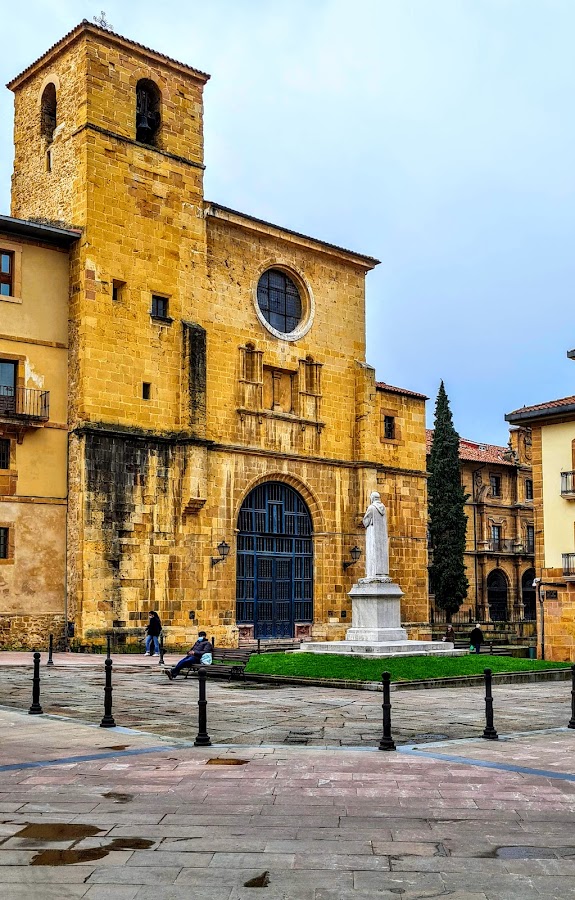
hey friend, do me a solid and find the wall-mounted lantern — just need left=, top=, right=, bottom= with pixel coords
left=343, top=545, right=362, bottom=571
left=211, top=540, right=230, bottom=567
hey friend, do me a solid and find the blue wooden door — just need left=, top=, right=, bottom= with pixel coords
left=236, top=482, right=313, bottom=639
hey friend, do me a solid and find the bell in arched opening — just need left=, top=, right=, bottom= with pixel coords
left=136, top=79, right=161, bottom=146
left=41, top=83, right=57, bottom=143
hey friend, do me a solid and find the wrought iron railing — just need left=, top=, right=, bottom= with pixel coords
left=0, top=386, right=49, bottom=421
left=561, top=471, right=575, bottom=497
left=487, top=539, right=514, bottom=552
left=430, top=606, right=536, bottom=625
left=563, top=553, right=575, bottom=576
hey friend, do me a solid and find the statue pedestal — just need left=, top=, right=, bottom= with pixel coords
left=345, top=577, right=407, bottom=643
left=297, top=575, right=468, bottom=658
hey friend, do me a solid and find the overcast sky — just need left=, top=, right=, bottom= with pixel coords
left=1, top=0, right=574, bottom=445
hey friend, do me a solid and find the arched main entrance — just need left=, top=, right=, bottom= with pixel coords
left=487, top=569, right=508, bottom=621
left=522, top=568, right=536, bottom=620
left=236, top=481, right=313, bottom=639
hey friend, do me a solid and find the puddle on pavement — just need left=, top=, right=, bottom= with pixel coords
left=17, top=824, right=103, bottom=842
left=107, top=837, right=155, bottom=850
left=244, top=871, right=270, bottom=887
left=30, top=835, right=154, bottom=865
left=206, top=758, right=249, bottom=766
left=226, top=684, right=286, bottom=690
left=410, top=733, right=450, bottom=743
left=102, top=745, right=129, bottom=751
left=102, top=792, right=133, bottom=803
left=31, top=848, right=110, bottom=866
left=495, top=846, right=558, bottom=859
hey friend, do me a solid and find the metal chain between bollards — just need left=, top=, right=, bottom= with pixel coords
left=46, top=633, right=54, bottom=667
left=29, top=652, right=43, bottom=715
left=482, top=667, right=498, bottom=740
left=100, top=657, right=117, bottom=728
left=378, top=671, right=396, bottom=751
left=194, top=667, right=212, bottom=747
left=569, top=665, right=575, bottom=729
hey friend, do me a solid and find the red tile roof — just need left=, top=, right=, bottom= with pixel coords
left=7, top=20, right=210, bottom=90
left=506, top=395, right=575, bottom=420
left=426, top=430, right=515, bottom=466
left=376, top=382, right=428, bottom=400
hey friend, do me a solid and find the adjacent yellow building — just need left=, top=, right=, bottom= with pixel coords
left=427, top=429, right=535, bottom=626
left=0, top=215, right=78, bottom=647
left=5, top=20, right=429, bottom=649
left=507, top=390, right=575, bottom=661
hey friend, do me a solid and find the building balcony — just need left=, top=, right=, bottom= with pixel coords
left=487, top=539, right=514, bottom=553
left=561, top=471, right=575, bottom=499
left=0, top=386, right=50, bottom=424
left=562, top=553, right=575, bottom=577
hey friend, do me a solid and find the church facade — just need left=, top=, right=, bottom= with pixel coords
left=5, top=21, right=429, bottom=649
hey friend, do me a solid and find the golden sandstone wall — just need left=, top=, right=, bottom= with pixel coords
left=8, top=21, right=429, bottom=648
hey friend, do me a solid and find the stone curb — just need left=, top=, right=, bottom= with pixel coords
left=241, top=667, right=572, bottom=692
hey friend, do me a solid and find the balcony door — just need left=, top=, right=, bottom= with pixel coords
left=0, top=361, right=16, bottom=416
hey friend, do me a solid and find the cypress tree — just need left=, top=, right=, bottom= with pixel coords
left=428, top=381, right=469, bottom=617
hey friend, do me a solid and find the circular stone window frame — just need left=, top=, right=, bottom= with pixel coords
left=253, top=261, right=315, bottom=342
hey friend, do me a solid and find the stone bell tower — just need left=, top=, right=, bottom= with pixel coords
left=7, top=22, right=212, bottom=641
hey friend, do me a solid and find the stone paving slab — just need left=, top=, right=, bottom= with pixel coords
left=1, top=691, right=575, bottom=896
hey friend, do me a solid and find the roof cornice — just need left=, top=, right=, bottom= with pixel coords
left=7, top=20, right=210, bottom=91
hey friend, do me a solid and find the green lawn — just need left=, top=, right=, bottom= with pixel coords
left=245, top=652, right=570, bottom=683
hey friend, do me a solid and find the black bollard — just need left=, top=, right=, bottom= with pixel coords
left=158, top=633, right=165, bottom=666
left=106, top=633, right=111, bottom=660
left=194, top=667, right=212, bottom=747
left=100, top=657, right=117, bottom=728
left=47, top=633, right=54, bottom=668
left=29, top=652, right=43, bottom=715
left=569, top=665, right=575, bottom=729
left=482, top=668, right=498, bottom=740
left=378, top=671, right=396, bottom=751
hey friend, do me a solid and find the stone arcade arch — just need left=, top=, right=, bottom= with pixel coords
left=487, top=569, right=509, bottom=622
left=236, top=481, right=313, bottom=639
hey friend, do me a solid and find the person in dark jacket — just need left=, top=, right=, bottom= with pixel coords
left=145, top=611, right=162, bottom=656
left=442, top=625, right=455, bottom=644
left=166, top=631, right=213, bottom=680
left=470, top=624, right=483, bottom=654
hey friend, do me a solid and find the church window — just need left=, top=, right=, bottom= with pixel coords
left=40, top=83, right=57, bottom=143
left=383, top=415, right=395, bottom=440
left=142, top=382, right=151, bottom=400
left=525, top=478, right=533, bottom=501
left=490, top=474, right=502, bottom=497
left=151, top=294, right=169, bottom=320
left=0, top=252, right=13, bottom=296
left=136, top=79, right=161, bottom=146
left=257, top=269, right=302, bottom=335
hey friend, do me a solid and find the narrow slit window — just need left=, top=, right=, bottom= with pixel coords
left=0, top=527, right=9, bottom=560
left=142, top=382, right=151, bottom=400
left=0, top=439, right=10, bottom=469
left=41, top=83, right=57, bottom=143
left=383, top=415, right=395, bottom=440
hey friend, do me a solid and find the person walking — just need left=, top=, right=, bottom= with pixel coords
left=469, top=623, right=483, bottom=654
left=165, top=631, right=213, bottom=680
left=145, top=611, right=162, bottom=656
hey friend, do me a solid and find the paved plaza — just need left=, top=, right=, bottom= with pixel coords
left=0, top=656, right=575, bottom=897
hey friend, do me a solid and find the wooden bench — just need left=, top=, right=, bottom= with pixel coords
left=182, top=648, right=252, bottom=680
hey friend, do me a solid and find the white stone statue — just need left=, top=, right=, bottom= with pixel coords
left=362, top=491, right=390, bottom=579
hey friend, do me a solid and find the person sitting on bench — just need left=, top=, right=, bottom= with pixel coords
left=166, top=631, right=213, bottom=680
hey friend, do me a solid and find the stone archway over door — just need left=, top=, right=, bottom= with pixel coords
left=522, top=568, right=536, bottom=620
left=487, top=569, right=508, bottom=621
left=236, top=481, right=313, bottom=639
